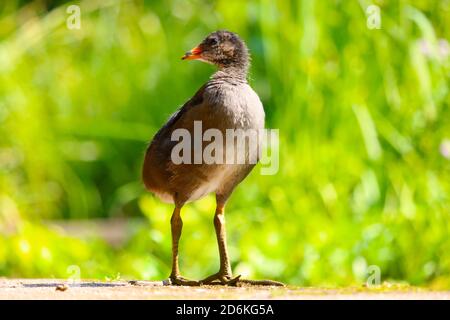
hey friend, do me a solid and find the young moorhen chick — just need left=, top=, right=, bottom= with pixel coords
left=143, top=30, right=282, bottom=286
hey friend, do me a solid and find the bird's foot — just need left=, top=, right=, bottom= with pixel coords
left=166, top=275, right=200, bottom=286
left=199, top=272, right=241, bottom=286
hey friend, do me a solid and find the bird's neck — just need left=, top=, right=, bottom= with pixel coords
left=213, top=65, right=248, bottom=82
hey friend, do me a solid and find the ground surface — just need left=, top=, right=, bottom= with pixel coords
left=0, top=279, right=449, bottom=300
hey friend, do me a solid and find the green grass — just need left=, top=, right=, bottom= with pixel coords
left=0, top=0, right=449, bottom=288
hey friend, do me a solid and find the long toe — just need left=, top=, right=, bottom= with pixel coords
left=169, top=276, right=200, bottom=286
left=200, top=273, right=241, bottom=286
left=238, top=279, right=285, bottom=287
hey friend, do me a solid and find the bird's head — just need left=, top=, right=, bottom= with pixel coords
left=182, top=30, right=249, bottom=73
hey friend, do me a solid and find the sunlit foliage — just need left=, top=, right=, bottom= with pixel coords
left=0, top=0, right=449, bottom=287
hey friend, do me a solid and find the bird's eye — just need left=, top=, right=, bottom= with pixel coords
left=209, top=38, right=218, bottom=45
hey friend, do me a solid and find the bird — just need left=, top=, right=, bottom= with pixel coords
left=142, top=30, right=283, bottom=286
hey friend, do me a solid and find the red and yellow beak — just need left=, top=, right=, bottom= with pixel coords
left=181, top=46, right=202, bottom=60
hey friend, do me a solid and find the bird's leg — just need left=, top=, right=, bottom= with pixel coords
left=198, top=197, right=285, bottom=287
left=200, top=201, right=240, bottom=286
left=168, top=206, right=199, bottom=286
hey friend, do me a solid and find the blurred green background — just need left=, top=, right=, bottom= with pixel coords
left=0, top=0, right=449, bottom=288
